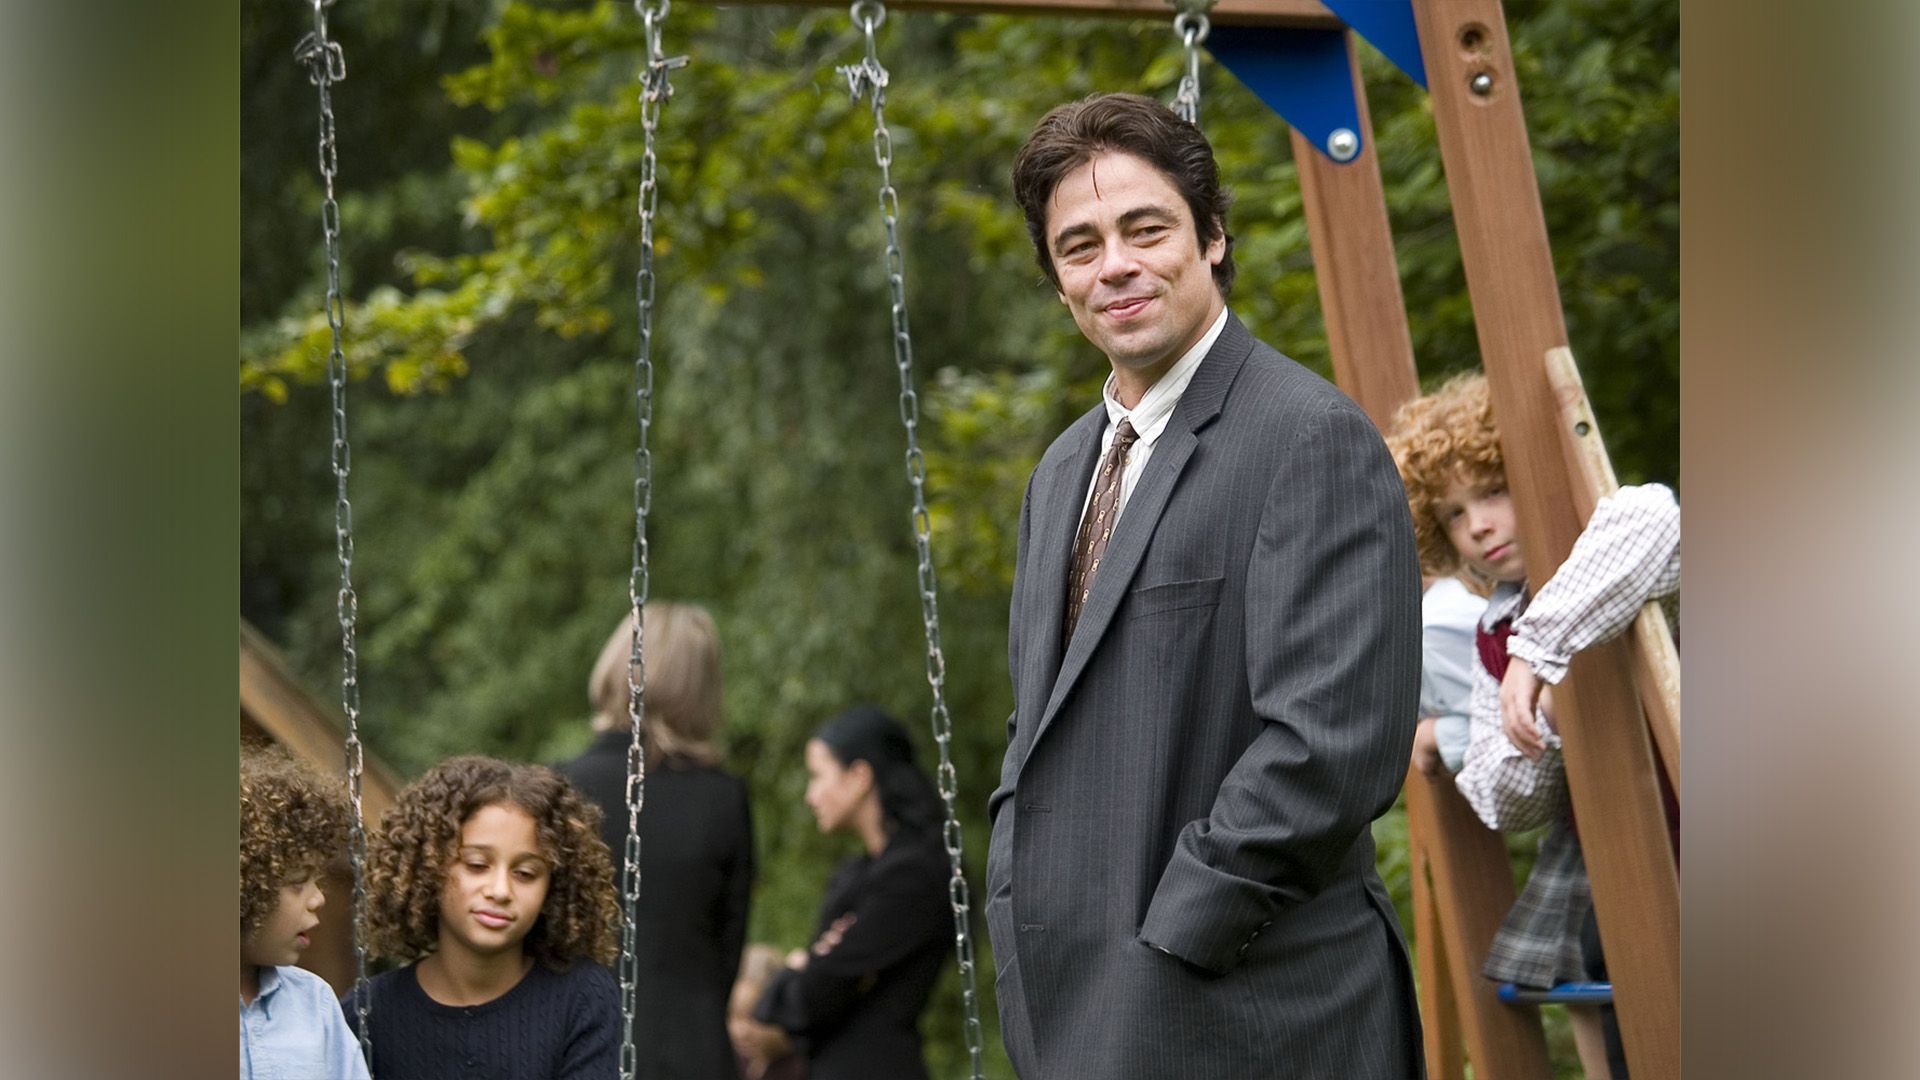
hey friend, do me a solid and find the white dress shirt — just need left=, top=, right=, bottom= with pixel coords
left=1078, top=307, right=1229, bottom=525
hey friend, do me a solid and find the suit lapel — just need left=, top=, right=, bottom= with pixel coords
left=1028, top=407, right=1105, bottom=689
left=1027, top=314, right=1255, bottom=755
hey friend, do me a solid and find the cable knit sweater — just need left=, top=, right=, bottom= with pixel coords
left=342, top=959, right=618, bottom=1080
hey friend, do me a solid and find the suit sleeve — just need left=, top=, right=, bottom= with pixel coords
left=988, top=471, right=1037, bottom=830
left=1138, top=401, right=1422, bottom=974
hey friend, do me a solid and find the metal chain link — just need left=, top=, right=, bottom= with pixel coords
left=837, top=5, right=986, bottom=1076
left=294, top=1, right=372, bottom=1070
left=1169, top=2, right=1213, bottom=124
left=619, top=3, right=685, bottom=1078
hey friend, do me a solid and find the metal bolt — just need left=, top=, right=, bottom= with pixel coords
left=1574, top=420, right=1592, bottom=437
left=1469, top=71, right=1494, bottom=96
left=1326, top=128, right=1359, bottom=162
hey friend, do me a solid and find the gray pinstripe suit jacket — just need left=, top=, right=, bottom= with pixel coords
left=987, top=314, right=1424, bottom=1078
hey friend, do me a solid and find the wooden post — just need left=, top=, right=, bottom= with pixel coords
left=1409, top=814, right=1466, bottom=1080
left=1409, top=1, right=1679, bottom=1075
left=1290, top=31, right=1419, bottom=430
left=1407, top=771, right=1554, bottom=1077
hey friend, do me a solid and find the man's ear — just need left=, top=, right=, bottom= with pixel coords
left=1205, top=218, right=1226, bottom=265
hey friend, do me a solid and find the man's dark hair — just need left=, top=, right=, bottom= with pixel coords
left=1012, top=92, right=1235, bottom=296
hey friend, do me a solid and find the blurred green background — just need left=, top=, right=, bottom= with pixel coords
left=241, top=2, right=1675, bottom=1075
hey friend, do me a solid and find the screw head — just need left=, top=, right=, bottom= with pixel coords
left=1326, top=128, right=1359, bottom=162
left=1574, top=420, right=1592, bottom=437
left=1469, top=71, right=1494, bottom=96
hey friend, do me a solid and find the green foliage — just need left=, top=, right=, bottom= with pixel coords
left=243, top=2, right=1675, bottom=1075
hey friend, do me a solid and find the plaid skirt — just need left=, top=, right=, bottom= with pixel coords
left=1482, top=818, right=1591, bottom=988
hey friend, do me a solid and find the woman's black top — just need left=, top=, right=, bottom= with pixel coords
left=753, top=833, right=951, bottom=1080
left=559, top=732, right=755, bottom=1080
left=342, top=960, right=618, bottom=1080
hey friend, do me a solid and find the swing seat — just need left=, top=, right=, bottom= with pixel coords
left=1496, top=980, right=1614, bottom=1005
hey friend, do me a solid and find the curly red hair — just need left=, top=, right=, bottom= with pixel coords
left=1384, top=372, right=1508, bottom=577
left=366, top=756, right=618, bottom=969
left=241, top=744, right=353, bottom=936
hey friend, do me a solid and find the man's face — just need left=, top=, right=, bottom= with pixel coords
left=1045, top=151, right=1225, bottom=395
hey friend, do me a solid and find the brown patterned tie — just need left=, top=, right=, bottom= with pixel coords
left=1065, top=419, right=1140, bottom=639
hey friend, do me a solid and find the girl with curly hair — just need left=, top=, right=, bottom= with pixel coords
left=239, top=744, right=369, bottom=1080
left=344, top=755, right=622, bottom=1080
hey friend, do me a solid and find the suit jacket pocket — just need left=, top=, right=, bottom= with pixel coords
left=1126, top=575, right=1225, bottom=619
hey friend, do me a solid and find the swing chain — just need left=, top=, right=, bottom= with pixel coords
left=296, top=0, right=371, bottom=1067
left=619, top=3, right=684, bottom=1079
left=1169, top=0, right=1212, bottom=124
left=841, top=5, right=987, bottom=1077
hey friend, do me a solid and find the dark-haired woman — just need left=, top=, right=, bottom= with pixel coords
left=752, top=706, right=952, bottom=1080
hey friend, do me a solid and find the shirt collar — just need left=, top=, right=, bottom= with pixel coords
left=1480, top=579, right=1530, bottom=629
left=244, top=965, right=284, bottom=1017
left=1100, top=306, right=1229, bottom=444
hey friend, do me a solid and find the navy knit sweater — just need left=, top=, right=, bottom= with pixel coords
left=342, top=960, right=618, bottom=1080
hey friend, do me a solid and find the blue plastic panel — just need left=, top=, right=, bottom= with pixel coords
left=1323, top=0, right=1427, bottom=88
left=1205, top=25, right=1362, bottom=164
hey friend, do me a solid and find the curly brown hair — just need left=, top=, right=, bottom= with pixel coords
left=241, top=744, right=354, bottom=936
left=367, top=755, right=618, bottom=969
left=1384, top=372, right=1508, bottom=577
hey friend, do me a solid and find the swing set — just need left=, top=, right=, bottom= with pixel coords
left=283, top=0, right=1679, bottom=1076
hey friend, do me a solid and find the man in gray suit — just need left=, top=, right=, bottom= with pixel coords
left=986, top=93, right=1424, bottom=1078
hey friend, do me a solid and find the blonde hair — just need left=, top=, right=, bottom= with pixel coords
left=1384, top=372, right=1508, bottom=579
left=588, top=601, right=723, bottom=767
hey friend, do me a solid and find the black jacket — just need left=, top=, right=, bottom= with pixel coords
left=754, top=833, right=950, bottom=1080
left=559, top=731, right=755, bottom=1080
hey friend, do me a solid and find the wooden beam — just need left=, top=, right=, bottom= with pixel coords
left=1409, top=1, right=1678, bottom=1075
left=1544, top=346, right=1681, bottom=798
left=708, top=0, right=1343, bottom=29
left=1408, top=771, right=1553, bottom=1078
left=1291, top=30, right=1419, bottom=430
left=239, top=619, right=399, bottom=827
left=1409, top=791, right=1467, bottom=1080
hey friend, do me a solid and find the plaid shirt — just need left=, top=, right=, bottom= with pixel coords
left=1456, top=483, right=1680, bottom=832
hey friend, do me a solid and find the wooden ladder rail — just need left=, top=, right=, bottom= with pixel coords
left=1545, top=347, right=1681, bottom=797
left=1294, top=30, right=1550, bottom=1080
left=1409, top=1, right=1680, bottom=1075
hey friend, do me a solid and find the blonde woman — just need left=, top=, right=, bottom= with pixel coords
left=560, top=602, right=756, bottom=1080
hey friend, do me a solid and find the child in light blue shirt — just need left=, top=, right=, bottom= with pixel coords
left=240, top=746, right=370, bottom=1080
left=1416, top=573, right=1489, bottom=775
